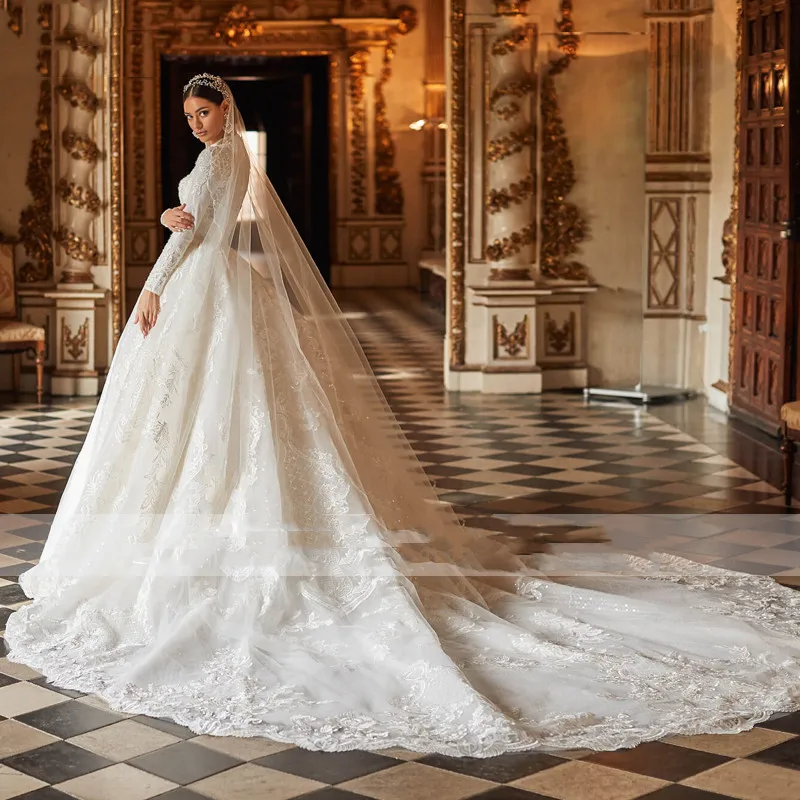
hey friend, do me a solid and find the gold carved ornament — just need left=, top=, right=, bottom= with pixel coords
left=56, top=79, right=99, bottom=113
left=214, top=4, right=263, bottom=48
left=54, top=227, right=98, bottom=265
left=540, top=0, right=591, bottom=283
left=486, top=223, right=536, bottom=262
left=349, top=48, right=369, bottom=215
left=56, top=31, right=100, bottom=57
left=487, top=173, right=534, bottom=214
left=487, top=124, right=535, bottom=162
left=63, top=130, right=100, bottom=163
left=494, top=317, right=528, bottom=358
left=18, top=2, right=53, bottom=284
left=544, top=312, right=574, bottom=355
left=726, top=0, right=743, bottom=400
left=61, top=317, right=90, bottom=362
left=492, top=0, right=529, bottom=16
left=56, top=179, right=102, bottom=215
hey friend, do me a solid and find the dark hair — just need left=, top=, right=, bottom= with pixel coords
left=183, top=83, right=225, bottom=105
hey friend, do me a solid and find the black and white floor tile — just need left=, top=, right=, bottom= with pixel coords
left=0, top=289, right=799, bottom=799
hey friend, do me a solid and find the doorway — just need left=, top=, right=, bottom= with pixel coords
left=160, top=56, right=332, bottom=283
left=731, top=1, right=800, bottom=430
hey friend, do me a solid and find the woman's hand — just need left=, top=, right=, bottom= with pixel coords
left=134, top=290, right=160, bottom=337
left=162, top=203, right=195, bottom=233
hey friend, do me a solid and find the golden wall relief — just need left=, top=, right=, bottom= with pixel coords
left=539, top=0, right=590, bottom=283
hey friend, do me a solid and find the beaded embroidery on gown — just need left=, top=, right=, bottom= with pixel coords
left=6, top=75, right=800, bottom=757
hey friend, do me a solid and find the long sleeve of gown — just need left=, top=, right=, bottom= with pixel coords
left=144, top=144, right=230, bottom=296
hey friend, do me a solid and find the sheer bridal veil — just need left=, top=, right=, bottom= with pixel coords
left=180, top=74, right=533, bottom=600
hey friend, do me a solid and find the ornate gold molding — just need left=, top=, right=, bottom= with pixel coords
left=18, top=2, right=53, bottom=284
left=110, top=0, right=123, bottom=347
left=214, top=3, right=263, bottom=48
left=492, top=0, right=529, bottom=16
left=448, top=0, right=466, bottom=368
left=726, top=0, right=743, bottom=401
left=540, top=0, right=590, bottom=282
left=349, top=47, right=369, bottom=215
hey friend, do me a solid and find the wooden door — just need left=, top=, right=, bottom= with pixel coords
left=732, top=0, right=799, bottom=429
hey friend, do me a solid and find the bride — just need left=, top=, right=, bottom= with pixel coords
left=6, top=74, right=800, bottom=757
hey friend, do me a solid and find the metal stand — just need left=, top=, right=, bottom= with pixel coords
left=584, top=383, right=695, bottom=405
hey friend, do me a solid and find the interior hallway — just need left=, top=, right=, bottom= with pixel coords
left=0, top=289, right=799, bottom=800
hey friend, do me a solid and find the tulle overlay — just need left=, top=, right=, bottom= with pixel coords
left=7, top=80, right=800, bottom=757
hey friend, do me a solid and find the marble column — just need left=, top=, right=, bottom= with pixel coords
left=49, top=0, right=107, bottom=395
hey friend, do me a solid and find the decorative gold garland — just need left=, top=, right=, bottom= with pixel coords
left=540, top=0, right=590, bottom=282
left=54, top=226, right=98, bottom=265
left=491, top=24, right=532, bottom=57
left=374, top=32, right=404, bottom=216
left=487, top=173, right=534, bottom=214
left=56, top=79, right=99, bottom=113
left=488, top=123, right=535, bottom=162
left=486, top=222, right=536, bottom=261
left=494, top=101, right=520, bottom=121
left=63, top=130, right=100, bottom=163
left=18, top=2, right=53, bottom=284
left=489, top=75, right=535, bottom=111
left=349, top=48, right=369, bottom=215
left=57, top=179, right=102, bottom=215
left=56, top=31, right=100, bottom=57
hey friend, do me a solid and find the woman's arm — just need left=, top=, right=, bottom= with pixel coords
left=143, top=146, right=230, bottom=296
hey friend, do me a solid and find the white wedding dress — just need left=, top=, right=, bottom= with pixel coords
left=6, top=78, right=800, bottom=758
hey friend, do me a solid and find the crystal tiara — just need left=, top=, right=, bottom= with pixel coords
left=183, top=73, right=231, bottom=99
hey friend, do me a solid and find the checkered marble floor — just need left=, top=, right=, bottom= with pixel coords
left=1, top=288, right=800, bottom=799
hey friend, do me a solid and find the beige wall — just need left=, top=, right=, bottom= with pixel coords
left=560, top=31, right=648, bottom=386
left=0, top=17, right=41, bottom=238
left=703, top=0, right=737, bottom=410
left=552, top=0, right=648, bottom=387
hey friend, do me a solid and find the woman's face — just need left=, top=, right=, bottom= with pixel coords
left=183, top=95, right=229, bottom=145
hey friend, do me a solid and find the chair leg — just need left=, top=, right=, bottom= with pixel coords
left=782, top=423, right=796, bottom=506
left=34, top=341, right=45, bottom=405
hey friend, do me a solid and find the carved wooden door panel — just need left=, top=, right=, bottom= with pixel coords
left=732, top=0, right=799, bottom=428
